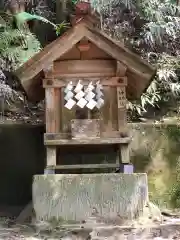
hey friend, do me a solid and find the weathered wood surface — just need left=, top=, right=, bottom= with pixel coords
left=44, top=131, right=128, bottom=141
left=116, top=60, right=129, bottom=163
left=43, top=77, right=127, bottom=88
left=44, top=136, right=131, bottom=145
left=46, top=163, right=120, bottom=170
left=33, top=173, right=148, bottom=221
left=46, top=147, right=56, bottom=166
left=45, top=88, right=61, bottom=133
left=57, top=42, right=112, bottom=60
left=53, top=59, right=116, bottom=76
left=120, top=145, right=130, bottom=164
left=71, top=119, right=100, bottom=139
left=116, top=61, right=127, bottom=77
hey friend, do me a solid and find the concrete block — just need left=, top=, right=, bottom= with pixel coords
left=33, top=173, right=148, bottom=222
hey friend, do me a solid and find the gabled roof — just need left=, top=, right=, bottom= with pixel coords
left=14, top=16, right=156, bottom=101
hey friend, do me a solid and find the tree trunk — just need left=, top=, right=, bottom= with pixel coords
left=56, top=0, right=73, bottom=24
left=176, top=0, right=180, bottom=16
left=6, top=0, right=25, bottom=14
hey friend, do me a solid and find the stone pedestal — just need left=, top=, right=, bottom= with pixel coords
left=33, top=173, right=148, bottom=222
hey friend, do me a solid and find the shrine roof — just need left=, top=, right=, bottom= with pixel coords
left=14, top=3, right=156, bottom=102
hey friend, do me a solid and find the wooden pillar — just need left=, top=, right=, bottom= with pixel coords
left=45, top=87, right=61, bottom=133
left=45, top=86, right=61, bottom=174
left=116, top=87, right=130, bottom=164
left=116, top=61, right=130, bottom=166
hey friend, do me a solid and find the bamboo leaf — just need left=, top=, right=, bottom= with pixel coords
left=14, top=12, right=57, bottom=29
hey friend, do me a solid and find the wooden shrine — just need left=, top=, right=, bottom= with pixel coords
left=15, top=2, right=156, bottom=173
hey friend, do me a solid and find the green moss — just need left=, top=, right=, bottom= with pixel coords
left=169, top=182, right=180, bottom=208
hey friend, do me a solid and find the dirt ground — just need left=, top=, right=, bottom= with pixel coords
left=0, top=212, right=180, bottom=240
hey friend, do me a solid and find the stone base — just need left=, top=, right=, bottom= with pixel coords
left=32, top=173, right=148, bottom=222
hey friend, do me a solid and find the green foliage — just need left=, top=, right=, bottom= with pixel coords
left=14, top=12, right=57, bottom=29
left=90, top=0, right=180, bottom=116
left=55, top=21, right=70, bottom=36
left=0, top=8, right=69, bottom=107
left=169, top=158, right=180, bottom=208
left=0, top=10, right=69, bottom=71
left=0, top=14, right=41, bottom=104
left=0, top=25, right=41, bottom=71
left=0, top=11, right=56, bottom=105
left=71, top=0, right=79, bottom=5
left=14, top=12, right=68, bottom=36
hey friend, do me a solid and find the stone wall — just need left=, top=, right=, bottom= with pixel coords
left=129, top=123, right=180, bottom=209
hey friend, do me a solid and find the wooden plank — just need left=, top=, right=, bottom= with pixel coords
left=116, top=60, right=127, bottom=132
left=120, top=145, right=130, bottom=164
left=116, top=61, right=130, bottom=164
left=116, top=61, right=127, bottom=77
left=101, top=86, right=112, bottom=133
left=44, top=131, right=128, bottom=140
left=116, top=87, right=127, bottom=132
left=46, top=147, right=56, bottom=166
left=111, top=87, right=118, bottom=130
left=44, top=136, right=131, bottom=145
left=71, top=119, right=100, bottom=139
left=54, top=88, right=61, bottom=132
left=46, top=163, right=120, bottom=170
left=117, top=108, right=127, bottom=130
left=45, top=88, right=55, bottom=132
left=43, top=77, right=127, bottom=88
left=57, top=42, right=113, bottom=60
left=49, top=72, right=115, bottom=78
left=44, top=146, right=56, bottom=171
left=53, top=60, right=116, bottom=75
left=117, top=86, right=127, bottom=108
left=45, top=88, right=61, bottom=133
left=46, top=147, right=56, bottom=173
left=57, top=45, right=81, bottom=60
left=62, top=87, right=77, bottom=134
left=116, top=98, right=130, bottom=163
left=78, top=41, right=113, bottom=60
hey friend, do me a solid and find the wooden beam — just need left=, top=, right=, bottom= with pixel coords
left=53, top=60, right=116, bottom=75
left=43, top=77, right=127, bottom=88
left=52, top=72, right=115, bottom=78
left=44, top=131, right=128, bottom=140
left=44, top=136, right=132, bottom=146
left=46, top=163, right=121, bottom=170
